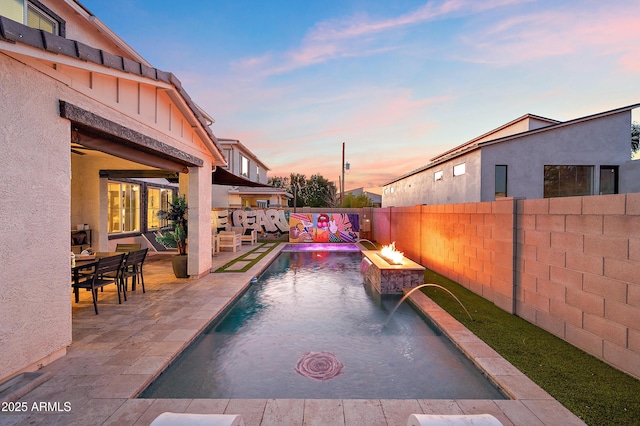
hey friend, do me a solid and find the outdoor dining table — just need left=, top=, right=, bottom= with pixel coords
left=70, top=252, right=120, bottom=302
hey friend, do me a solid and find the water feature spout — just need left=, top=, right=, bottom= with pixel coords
left=356, top=238, right=376, bottom=249
left=384, top=284, right=473, bottom=327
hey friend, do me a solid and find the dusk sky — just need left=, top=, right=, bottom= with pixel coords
left=80, top=0, right=640, bottom=190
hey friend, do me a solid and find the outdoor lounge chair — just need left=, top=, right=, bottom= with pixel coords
left=217, top=231, right=241, bottom=252
left=231, top=227, right=257, bottom=245
left=71, top=253, right=125, bottom=315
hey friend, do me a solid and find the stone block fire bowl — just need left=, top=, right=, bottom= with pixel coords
left=361, top=250, right=425, bottom=294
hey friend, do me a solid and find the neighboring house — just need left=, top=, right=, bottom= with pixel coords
left=0, top=1, right=226, bottom=383
left=383, top=104, right=640, bottom=207
left=212, top=138, right=292, bottom=208
left=344, top=187, right=383, bottom=207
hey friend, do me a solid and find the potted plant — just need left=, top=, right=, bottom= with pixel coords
left=156, top=194, right=189, bottom=278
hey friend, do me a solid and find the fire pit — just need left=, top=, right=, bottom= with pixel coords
left=378, top=242, right=404, bottom=265
left=361, top=242, right=425, bottom=294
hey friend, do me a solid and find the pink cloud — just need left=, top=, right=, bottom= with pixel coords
left=458, top=4, right=640, bottom=73
left=223, top=89, right=451, bottom=188
left=307, top=0, right=531, bottom=43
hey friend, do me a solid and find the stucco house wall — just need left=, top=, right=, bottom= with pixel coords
left=383, top=107, right=636, bottom=207
left=211, top=184, right=231, bottom=208
left=480, top=110, right=631, bottom=201
left=383, top=151, right=481, bottom=206
left=0, top=1, right=223, bottom=382
left=218, top=138, right=269, bottom=184
left=1, top=53, right=73, bottom=382
left=620, top=160, right=640, bottom=193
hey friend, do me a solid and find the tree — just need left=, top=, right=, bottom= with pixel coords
left=268, top=175, right=290, bottom=189
left=268, top=172, right=337, bottom=208
left=341, top=193, right=373, bottom=208
left=306, top=174, right=337, bottom=207
left=290, top=173, right=308, bottom=206
left=632, top=121, right=640, bottom=155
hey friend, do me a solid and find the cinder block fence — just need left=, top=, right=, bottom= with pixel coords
left=372, top=194, right=640, bottom=380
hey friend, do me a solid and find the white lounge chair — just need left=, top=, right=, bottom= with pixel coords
left=151, top=412, right=245, bottom=426
left=407, top=413, right=503, bottom=426
left=217, top=231, right=241, bottom=252
left=231, top=227, right=257, bottom=245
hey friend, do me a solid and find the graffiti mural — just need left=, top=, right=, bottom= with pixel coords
left=290, top=213, right=359, bottom=243
left=213, top=209, right=360, bottom=242
left=212, top=209, right=290, bottom=240
left=289, top=213, right=314, bottom=242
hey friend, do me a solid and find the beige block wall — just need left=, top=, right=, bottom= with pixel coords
left=372, top=194, right=640, bottom=379
left=372, top=199, right=516, bottom=313
left=516, top=194, right=640, bottom=379
left=0, top=54, right=72, bottom=382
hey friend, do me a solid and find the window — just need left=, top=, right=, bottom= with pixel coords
left=147, top=188, right=171, bottom=230
left=495, top=165, right=507, bottom=198
left=1, top=0, right=64, bottom=36
left=544, top=165, right=594, bottom=198
left=2, top=0, right=24, bottom=23
left=256, top=166, right=260, bottom=182
left=223, top=149, right=231, bottom=169
left=241, top=155, right=249, bottom=178
left=434, top=170, right=443, bottom=181
left=108, top=182, right=141, bottom=233
left=599, top=166, right=618, bottom=195
left=453, top=163, right=466, bottom=176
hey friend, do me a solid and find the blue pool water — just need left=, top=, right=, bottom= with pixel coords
left=140, top=250, right=505, bottom=399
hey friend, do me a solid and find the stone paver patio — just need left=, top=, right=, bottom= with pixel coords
left=0, top=243, right=585, bottom=425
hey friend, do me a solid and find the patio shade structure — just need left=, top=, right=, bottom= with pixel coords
left=212, top=166, right=274, bottom=188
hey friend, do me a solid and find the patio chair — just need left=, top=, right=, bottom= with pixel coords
left=217, top=231, right=241, bottom=252
left=71, top=253, right=126, bottom=315
left=115, top=243, right=142, bottom=252
left=120, top=248, right=148, bottom=293
left=232, top=227, right=257, bottom=245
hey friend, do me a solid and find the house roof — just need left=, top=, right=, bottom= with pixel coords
left=384, top=104, right=640, bottom=186
left=0, top=15, right=225, bottom=165
left=217, top=138, right=271, bottom=170
left=430, top=113, right=560, bottom=162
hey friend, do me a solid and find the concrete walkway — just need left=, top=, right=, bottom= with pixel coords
left=1, top=243, right=585, bottom=425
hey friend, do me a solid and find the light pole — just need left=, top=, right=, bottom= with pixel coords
left=341, top=142, right=345, bottom=205
left=340, top=141, right=350, bottom=206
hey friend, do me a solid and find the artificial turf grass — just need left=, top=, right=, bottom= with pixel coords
left=421, top=269, right=640, bottom=426
left=213, top=242, right=280, bottom=273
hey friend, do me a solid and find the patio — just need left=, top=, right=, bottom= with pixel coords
left=1, top=245, right=584, bottom=425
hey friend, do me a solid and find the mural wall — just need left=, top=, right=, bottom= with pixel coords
left=212, top=209, right=360, bottom=242
left=289, top=213, right=359, bottom=243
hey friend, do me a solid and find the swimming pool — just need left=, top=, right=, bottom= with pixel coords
left=140, top=249, right=505, bottom=399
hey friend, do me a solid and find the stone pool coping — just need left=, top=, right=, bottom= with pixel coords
left=2, top=243, right=586, bottom=425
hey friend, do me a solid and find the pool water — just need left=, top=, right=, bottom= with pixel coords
left=140, top=251, right=505, bottom=399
